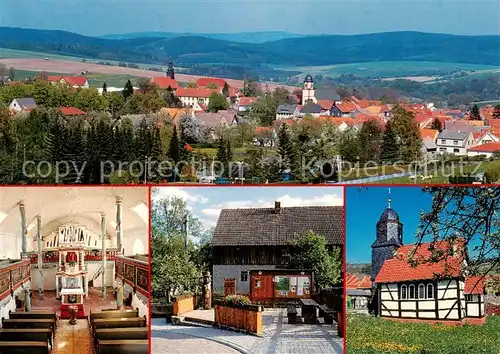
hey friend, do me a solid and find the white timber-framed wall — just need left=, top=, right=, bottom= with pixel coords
left=378, top=278, right=468, bottom=320
left=465, top=293, right=485, bottom=318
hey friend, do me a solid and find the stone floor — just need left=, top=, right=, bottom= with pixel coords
left=153, top=333, right=239, bottom=354
left=152, top=308, right=344, bottom=354
left=182, top=308, right=215, bottom=321
left=52, top=319, right=93, bottom=354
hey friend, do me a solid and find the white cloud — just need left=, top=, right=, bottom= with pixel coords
left=153, top=187, right=209, bottom=204
left=197, top=190, right=343, bottom=229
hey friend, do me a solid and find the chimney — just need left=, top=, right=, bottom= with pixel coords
left=274, top=201, right=281, bottom=214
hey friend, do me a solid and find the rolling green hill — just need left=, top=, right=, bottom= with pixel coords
left=1, top=27, right=499, bottom=68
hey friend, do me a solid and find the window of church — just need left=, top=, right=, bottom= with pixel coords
left=427, top=284, right=434, bottom=299
left=418, top=284, right=425, bottom=299
left=409, top=284, right=416, bottom=299
left=401, top=285, right=407, bottom=299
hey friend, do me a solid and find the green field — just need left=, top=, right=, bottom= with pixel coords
left=347, top=313, right=500, bottom=354
left=278, top=61, right=499, bottom=80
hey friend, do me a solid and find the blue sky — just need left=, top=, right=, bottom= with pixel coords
left=2, top=0, right=499, bottom=36
left=346, top=187, right=433, bottom=264
left=153, top=186, right=343, bottom=231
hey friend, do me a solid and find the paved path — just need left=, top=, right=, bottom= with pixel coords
left=152, top=332, right=239, bottom=354
left=152, top=309, right=343, bottom=354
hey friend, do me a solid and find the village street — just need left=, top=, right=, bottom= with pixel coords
left=151, top=309, right=343, bottom=354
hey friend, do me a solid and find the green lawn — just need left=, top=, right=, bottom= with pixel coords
left=277, top=61, right=498, bottom=80
left=347, top=313, right=500, bottom=354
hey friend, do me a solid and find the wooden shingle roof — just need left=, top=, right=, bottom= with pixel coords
left=211, top=205, right=343, bottom=247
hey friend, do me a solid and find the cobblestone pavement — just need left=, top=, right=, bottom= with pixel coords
left=152, top=309, right=344, bottom=354
left=152, top=332, right=239, bottom=354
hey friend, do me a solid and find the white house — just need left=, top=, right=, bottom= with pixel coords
left=436, top=131, right=474, bottom=155
left=175, top=88, right=218, bottom=108
left=9, top=98, right=37, bottom=113
left=276, top=104, right=300, bottom=120
left=48, top=76, right=89, bottom=89
left=467, top=142, right=500, bottom=158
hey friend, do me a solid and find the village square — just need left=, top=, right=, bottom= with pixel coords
left=150, top=187, right=344, bottom=354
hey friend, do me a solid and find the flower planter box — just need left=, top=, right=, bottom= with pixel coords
left=214, top=302, right=263, bottom=335
left=173, top=295, right=195, bottom=316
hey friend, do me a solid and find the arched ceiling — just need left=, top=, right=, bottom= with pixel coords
left=0, top=187, right=149, bottom=239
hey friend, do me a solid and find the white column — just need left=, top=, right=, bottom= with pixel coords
left=36, top=215, right=43, bottom=300
left=101, top=213, right=107, bottom=298
left=116, top=197, right=123, bottom=253
left=19, top=201, right=27, bottom=256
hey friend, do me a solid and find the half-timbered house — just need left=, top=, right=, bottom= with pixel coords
left=211, top=202, right=343, bottom=296
left=371, top=193, right=487, bottom=324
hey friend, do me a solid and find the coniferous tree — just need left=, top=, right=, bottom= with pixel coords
left=493, top=105, right=500, bottom=120
left=469, top=104, right=481, bottom=120
left=215, top=137, right=228, bottom=177
left=358, top=120, right=383, bottom=163
left=62, top=121, right=86, bottom=183
left=102, top=82, right=107, bottom=94
left=150, top=125, right=164, bottom=182
left=167, top=125, right=181, bottom=164
left=380, top=122, right=399, bottom=163
left=222, top=82, right=230, bottom=98
left=123, top=79, right=134, bottom=100
left=389, top=105, right=422, bottom=163
left=431, top=118, right=443, bottom=132
left=277, top=123, right=295, bottom=177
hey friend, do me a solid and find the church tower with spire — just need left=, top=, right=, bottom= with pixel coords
left=166, top=60, right=175, bottom=80
left=371, top=189, right=403, bottom=282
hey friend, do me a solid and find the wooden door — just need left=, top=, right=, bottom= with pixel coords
left=224, top=278, right=236, bottom=296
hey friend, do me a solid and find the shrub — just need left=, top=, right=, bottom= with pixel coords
left=484, top=161, right=500, bottom=183
left=222, top=294, right=252, bottom=306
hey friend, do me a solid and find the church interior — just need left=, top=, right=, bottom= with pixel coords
left=0, top=187, right=150, bottom=354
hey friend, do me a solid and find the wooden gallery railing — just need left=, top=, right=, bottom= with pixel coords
left=23, top=250, right=120, bottom=264
left=0, top=260, right=31, bottom=303
left=115, top=256, right=149, bottom=298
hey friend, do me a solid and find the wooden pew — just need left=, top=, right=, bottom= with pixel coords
left=93, top=327, right=148, bottom=346
left=92, top=317, right=146, bottom=330
left=2, top=319, right=55, bottom=331
left=9, top=310, right=56, bottom=321
left=0, top=328, right=53, bottom=347
left=91, top=309, right=139, bottom=321
left=0, top=341, right=49, bottom=354
left=97, top=339, right=148, bottom=354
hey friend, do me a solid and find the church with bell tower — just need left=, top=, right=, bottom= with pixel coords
left=371, top=189, right=403, bottom=282
left=166, top=59, right=175, bottom=80
left=302, top=74, right=316, bottom=105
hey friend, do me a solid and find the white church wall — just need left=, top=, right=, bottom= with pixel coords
left=122, top=228, right=148, bottom=257
left=0, top=233, right=21, bottom=259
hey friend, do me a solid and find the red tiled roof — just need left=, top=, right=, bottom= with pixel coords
left=197, top=77, right=227, bottom=88
left=464, top=276, right=486, bottom=295
left=375, top=240, right=464, bottom=283
left=468, top=142, right=500, bottom=153
left=358, top=275, right=372, bottom=289
left=48, top=75, right=88, bottom=87
left=346, top=273, right=373, bottom=289
left=415, top=114, right=433, bottom=125
left=176, top=87, right=218, bottom=98
left=420, top=129, right=438, bottom=141
left=239, top=97, right=258, bottom=106
left=59, top=106, right=86, bottom=116
left=151, top=77, right=179, bottom=90
left=317, top=100, right=334, bottom=110
left=335, top=102, right=357, bottom=113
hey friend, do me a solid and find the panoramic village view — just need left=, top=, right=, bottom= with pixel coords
left=0, top=2, right=499, bottom=185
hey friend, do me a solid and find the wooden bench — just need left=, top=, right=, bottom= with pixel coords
left=94, top=327, right=148, bottom=346
left=92, top=317, right=147, bottom=330
left=0, top=341, right=49, bottom=354
left=97, top=339, right=148, bottom=354
left=287, top=305, right=298, bottom=324
left=91, top=309, right=139, bottom=321
left=2, top=319, right=55, bottom=331
left=9, top=311, right=56, bottom=321
left=0, top=328, right=53, bottom=347
left=318, top=305, right=335, bottom=324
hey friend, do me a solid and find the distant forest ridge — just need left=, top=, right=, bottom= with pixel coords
left=0, top=27, right=499, bottom=67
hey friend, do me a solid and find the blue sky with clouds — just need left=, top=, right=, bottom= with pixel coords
left=2, top=0, right=499, bottom=36
left=152, top=186, right=343, bottom=232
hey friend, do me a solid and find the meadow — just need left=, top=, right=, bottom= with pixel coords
left=347, top=313, right=500, bottom=354
left=279, top=61, right=498, bottom=80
